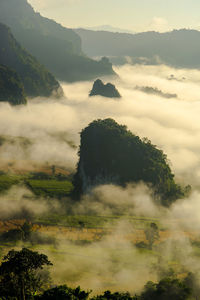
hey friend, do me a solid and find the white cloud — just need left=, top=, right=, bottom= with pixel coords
left=148, top=17, right=169, bottom=32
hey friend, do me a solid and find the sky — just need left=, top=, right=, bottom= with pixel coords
left=28, top=0, right=200, bottom=32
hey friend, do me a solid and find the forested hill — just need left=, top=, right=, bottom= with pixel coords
left=73, top=119, right=189, bottom=206
left=0, top=0, right=115, bottom=81
left=0, top=65, right=27, bottom=105
left=0, top=23, right=61, bottom=98
left=76, top=28, right=200, bottom=68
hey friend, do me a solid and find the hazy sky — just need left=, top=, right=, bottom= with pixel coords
left=28, top=0, right=200, bottom=32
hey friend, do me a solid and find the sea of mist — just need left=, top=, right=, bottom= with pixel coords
left=0, top=64, right=200, bottom=185
left=1, top=63, right=200, bottom=293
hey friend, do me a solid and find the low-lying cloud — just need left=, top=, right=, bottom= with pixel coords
left=0, top=64, right=200, bottom=187
left=2, top=63, right=200, bottom=294
left=0, top=185, right=62, bottom=220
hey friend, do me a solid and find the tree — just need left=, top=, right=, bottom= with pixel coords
left=140, top=277, right=191, bottom=300
left=36, top=285, right=90, bottom=300
left=184, top=272, right=200, bottom=300
left=91, top=290, right=137, bottom=300
left=0, top=222, right=33, bottom=244
left=0, top=248, right=52, bottom=300
left=21, top=221, right=32, bottom=241
left=145, top=223, right=160, bottom=249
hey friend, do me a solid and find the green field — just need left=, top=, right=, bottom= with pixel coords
left=35, top=214, right=161, bottom=229
left=0, top=174, right=23, bottom=192
left=26, top=179, right=74, bottom=198
left=0, top=173, right=74, bottom=198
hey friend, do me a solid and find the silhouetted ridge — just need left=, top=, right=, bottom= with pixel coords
left=0, top=0, right=115, bottom=81
left=0, top=64, right=26, bottom=105
left=89, top=79, right=121, bottom=98
left=76, top=28, right=200, bottom=68
left=0, top=22, right=62, bottom=98
left=73, top=119, right=188, bottom=206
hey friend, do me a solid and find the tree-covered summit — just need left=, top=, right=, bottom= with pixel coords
left=0, top=64, right=27, bottom=105
left=0, top=22, right=62, bottom=98
left=89, top=79, right=121, bottom=98
left=74, top=118, right=187, bottom=206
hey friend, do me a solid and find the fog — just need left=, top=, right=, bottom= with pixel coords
left=0, top=186, right=62, bottom=220
left=0, top=64, right=200, bottom=185
left=1, top=63, right=200, bottom=293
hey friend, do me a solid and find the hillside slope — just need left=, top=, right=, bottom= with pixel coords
left=0, top=65, right=26, bottom=105
left=0, top=0, right=115, bottom=81
left=0, top=23, right=61, bottom=98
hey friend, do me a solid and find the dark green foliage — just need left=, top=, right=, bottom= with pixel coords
left=74, top=118, right=186, bottom=206
left=0, top=0, right=115, bottom=82
left=183, top=272, right=200, bottom=299
left=0, top=248, right=52, bottom=300
left=91, top=290, right=136, bottom=300
left=0, top=229, right=24, bottom=244
left=145, top=222, right=160, bottom=249
left=0, top=223, right=56, bottom=246
left=21, top=221, right=32, bottom=241
left=140, top=277, right=191, bottom=300
left=0, top=222, right=32, bottom=244
left=0, top=22, right=61, bottom=98
left=89, top=79, right=121, bottom=98
left=35, top=285, right=90, bottom=300
left=0, top=64, right=26, bottom=105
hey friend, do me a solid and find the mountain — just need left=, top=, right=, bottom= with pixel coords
left=89, top=79, right=121, bottom=98
left=82, top=25, right=135, bottom=34
left=0, top=23, right=61, bottom=98
left=73, top=119, right=188, bottom=206
left=0, top=65, right=27, bottom=105
left=0, top=0, right=115, bottom=81
left=75, top=28, right=200, bottom=68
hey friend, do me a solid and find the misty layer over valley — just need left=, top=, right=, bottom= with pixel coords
left=1, top=64, right=200, bottom=186
left=1, top=64, right=200, bottom=296
left=1, top=1, right=200, bottom=298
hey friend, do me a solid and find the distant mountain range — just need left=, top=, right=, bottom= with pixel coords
left=75, top=28, right=200, bottom=68
left=0, top=22, right=61, bottom=99
left=0, top=0, right=115, bottom=81
left=80, top=25, right=135, bottom=34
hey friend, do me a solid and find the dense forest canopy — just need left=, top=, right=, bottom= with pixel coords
left=0, top=0, right=115, bottom=82
left=0, top=22, right=62, bottom=98
left=0, top=248, right=195, bottom=299
left=74, top=118, right=187, bottom=206
left=0, top=64, right=27, bottom=105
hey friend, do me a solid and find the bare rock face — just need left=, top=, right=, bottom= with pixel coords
left=89, top=79, right=121, bottom=98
